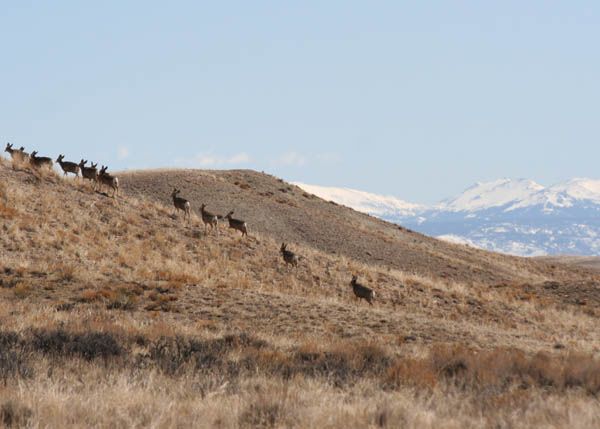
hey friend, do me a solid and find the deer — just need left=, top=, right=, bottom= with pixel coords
left=18, top=147, right=29, bottom=159
left=56, top=154, right=80, bottom=177
left=4, top=143, right=29, bottom=167
left=79, top=160, right=99, bottom=189
left=98, top=166, right=119, bottom=198
left=224, top=210, right=248, bottom=237
left=200, top=203, right=219, bottom=234
left=171, top=188, right=191, bottom=221
left=350, top=275, right=375, bottom=305
left=29, top=151, right=54, bottom=170
left=280, top=243, right=299, bottom=268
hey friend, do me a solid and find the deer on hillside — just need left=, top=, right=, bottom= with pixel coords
left=171, top=188, right=191, bottom=221
left=200, top=203, right=219, bottom=234
left=56, top=154, right=80, bottom=177
left=350, top=275, right=375, bottom=305
left=29, top=151, right=53, bottom=170
left=224, top=210, right=248, bottom=237
left=79, top=160, right=99, bottom=189
left=4, top=143, right=29, bottom=167
left=18, top=146, right=31, bottom=165
left=98, top=165, right=119, bottom=198
left=280, top=243, right=299, bottom=268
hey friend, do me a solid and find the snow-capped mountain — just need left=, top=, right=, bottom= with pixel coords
left=294, top=183, right=423, bottom=218
left=438, top=178, right=544, bottom=212
left=296, top=179, right=600, bottom=257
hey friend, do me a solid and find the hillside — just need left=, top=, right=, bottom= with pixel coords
left=1, top=159, right=599, bottom=427
left=119, top=169, right=583, bottom=286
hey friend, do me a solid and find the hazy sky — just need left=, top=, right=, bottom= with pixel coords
left=1, top=2, right=599, bottom=203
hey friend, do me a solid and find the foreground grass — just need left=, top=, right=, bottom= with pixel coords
left=0, top=327, right=599, bottom=428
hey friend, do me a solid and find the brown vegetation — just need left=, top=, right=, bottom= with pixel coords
left=0, top=158, right=599, bottom=427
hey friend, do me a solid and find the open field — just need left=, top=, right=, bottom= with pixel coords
left=1, top=157, right=599, bottom=427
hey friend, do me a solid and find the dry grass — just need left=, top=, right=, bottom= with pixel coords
left=0, top=158, right=599, bottom=427
left=0, top=328, right=598, bottom=428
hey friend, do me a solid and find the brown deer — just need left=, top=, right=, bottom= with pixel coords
left=29, top=151, right=54, bottom=169
left=200, top=203, right=219, bottom=234
left=18, top=147, right=29, bottom=160
left=98, top=166, right=119, bottom=198
left=224, top=210, right=248, bottom=237
left=79, top=160, right=98, bottom=189
left=56, top=154, right=80, bottom=177
left=4, top=143, right=29, bottom=167
left=350, top=275, right=375, bottom=305
left=280, top=243, right=299, bottom=268
left=171, top=188, right=191, bottom=221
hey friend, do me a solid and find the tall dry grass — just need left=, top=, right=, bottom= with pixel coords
left=1, top=158, right=599, bottom=427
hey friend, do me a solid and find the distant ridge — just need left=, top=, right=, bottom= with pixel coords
left=296, top=178, right=600, bottom=256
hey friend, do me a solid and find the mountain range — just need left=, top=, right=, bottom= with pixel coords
left=295, top=178, right=600, bottom=256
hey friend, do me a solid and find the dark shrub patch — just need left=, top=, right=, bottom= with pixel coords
left=0, top=332, right=19, bottom=349
left=0, top=332, right=32, bottom=383
left=0, top=400, right=33, bottom=428
left=31, top=329, right=70, bottom=355
left=67, top=332, right=123, bottom=361
left=31, top=330, right=122, bottom=361
left=148, top=333, right=266, bottom=376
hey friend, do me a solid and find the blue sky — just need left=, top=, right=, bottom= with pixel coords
left=1, top=2, right=599, bottom=203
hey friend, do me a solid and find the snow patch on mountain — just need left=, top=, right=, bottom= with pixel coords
left=294, top=183, right=423, bottom=217
left=439, top=178, right=544, bottom=212
left=507, top=178, right=600, bottom=211
left=437, top=234, right=479, bottom=247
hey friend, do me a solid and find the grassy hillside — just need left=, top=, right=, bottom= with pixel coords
left=122, top=169, right=593, bottom=286
left=1, top=158, right=599, bottom=428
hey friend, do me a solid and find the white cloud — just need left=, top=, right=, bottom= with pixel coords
left=178, top=152, right=253, bottom=167
left=225, top=152, right=252, bottom=164
left=272, top=151, right=307, bottom=167
left=271, top=151, right=341, bottom=167
left=117, top=146, right=129, bottom=160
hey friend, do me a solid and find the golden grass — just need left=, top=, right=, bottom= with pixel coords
left=0, top=327, right=598, bottom=428
left=1, top=158, right=599, bottom=427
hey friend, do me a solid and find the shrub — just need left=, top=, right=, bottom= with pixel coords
left=31, top=330, right=123, bottom=361
left=0, top=401, right=33, bottom=428
left=0, top=332, right=33, bottom=384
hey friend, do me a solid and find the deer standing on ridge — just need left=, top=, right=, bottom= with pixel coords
left=4, top=143, right=29, bottom=168
left=56, top=154, right=80, bottom=177
left=200, top=203, right=219, bottom=234
left=224, top=210, right=248, bottom=237
left=171, top=188, right=191, bottom=221
left=79, top=160, right=98, bottom=189
left=29, top=151, right=53, bottom=170
left=98, top=165, right=119, bottom=198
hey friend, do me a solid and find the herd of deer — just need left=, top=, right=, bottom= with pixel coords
left=5, top=143, right=120, bottom=197
left=171, top=187, right=250, bottom=238
left=173, top=187, right=376, bottom=305
left=5, top=143, right=376, bottom=305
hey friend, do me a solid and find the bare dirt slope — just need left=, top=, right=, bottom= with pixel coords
left=120, top=169, right=588, bottom=287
